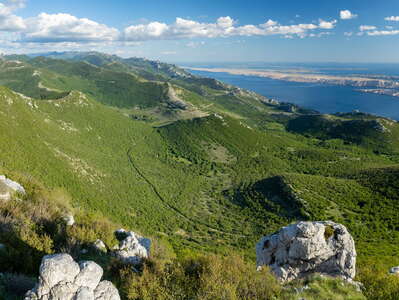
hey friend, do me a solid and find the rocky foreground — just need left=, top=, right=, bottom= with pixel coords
left=24, top=254, right=120, bottom=300
left=1, top=176, right=394, bottom=299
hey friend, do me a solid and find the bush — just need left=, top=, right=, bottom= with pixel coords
left=117, top=254, right=281, bottom=300
left=281, top=274, right=366, bottom=300
left=358, top=266, right=399, bottom=300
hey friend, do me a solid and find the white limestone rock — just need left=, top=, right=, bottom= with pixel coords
left=75, top=286, right=94, bottom=300
left=389, top=266, right=399, bottom=275
left=113, top=229, right=150, bottom=265
left=74, top=261, right=103, bottom=290
left=93, top=239, right=107, bottom=253
left=0, top=175, right=25, bottom=201
left=94, top=281, right=120, bottom=300
left=256, top=221, right=356, bottom=282
left=62, top=214, right=75, bottom=226
left=25, top=254, right=120, bottom=300
left=37, top=254, right=80, bottom=296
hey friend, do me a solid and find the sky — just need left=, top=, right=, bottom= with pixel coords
left=1, top=0, right=399, bottom=62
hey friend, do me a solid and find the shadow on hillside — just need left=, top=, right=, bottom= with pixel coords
left=0, top=223, right=47, bottom=276
left=226, top=176, right=308, bottom=219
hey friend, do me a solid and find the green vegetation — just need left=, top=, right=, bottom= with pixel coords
left=116, top=254, right=281, bottom=300
left=281, top=275, right=366, bottom=300
left=0, top=52, right=398, bottom=298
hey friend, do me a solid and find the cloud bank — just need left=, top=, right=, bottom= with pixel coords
left=0, top=0, right=393, bottom=52
left=124, top=17, right=336, bottom=41
left=0, top=0, right=25, bottom=31
left=0, top=1, right=338, bottom=45
left=22, top=13, right=119, bottom=42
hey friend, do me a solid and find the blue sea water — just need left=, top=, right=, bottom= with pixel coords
left=185, top=63, right=399, bottom=120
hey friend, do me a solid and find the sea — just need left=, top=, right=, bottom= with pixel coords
left=183, top=63, right=399, bottom=120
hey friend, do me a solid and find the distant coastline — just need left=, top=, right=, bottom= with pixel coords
left=185, top=66, right=399, bottom=98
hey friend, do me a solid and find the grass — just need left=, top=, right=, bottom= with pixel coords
left=282, top=275, right=366, bottom=300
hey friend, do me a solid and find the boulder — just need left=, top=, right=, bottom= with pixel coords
left=0, top=175, right=25, bottom=201
left=62, top=215, right=75, bottom=226
left=389, top=266, right=399, bottom=275
left=256, top=221, right=356, bottom=282
left=74, top=261, right=103, bottom=290
left=94, top=281, right=120, bottom=300
left=93, top=239, right=107, bottom=253
left=113, top=229, right=150, bottom=265
left=25, top=254, right=120, bottom=300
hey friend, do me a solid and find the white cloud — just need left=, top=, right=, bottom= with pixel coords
left=0, top=1, right=26, bottom=31
left=217, top=16, right=234, bottom=28
left=309, top=32, right=332, bottom=38
left=344, top=32, right=353, bottom=37
left=21, top=13, right=120, bottom=42
left=385, top=16, right=399, bottom=21
left=319, top=19, right=337, bottom=29
left=359, top=25, right=377, bottom=31
left=367, top=29, right=399, bottom=36
left=263, top=19, right=278, bottom=27
left=124, top=16, right=336, bottom=41
left=340, top=10, right=357, bottom=20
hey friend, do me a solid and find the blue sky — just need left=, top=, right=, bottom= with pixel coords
left=1, top=0, right=399, bottom=62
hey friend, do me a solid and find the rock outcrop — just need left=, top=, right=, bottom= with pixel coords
left=25, top=253, right=120, bottom=300
left=62, top=214, right=75, bottom=226
left=0, top=175, right=25, bottom=201
left=389, top=266, right=399, bottom=275
left=93, top=239, right=107, bottom=253
left=256, top=221, right=356, bottom=282
left=113, top=229, right=150, bottom=265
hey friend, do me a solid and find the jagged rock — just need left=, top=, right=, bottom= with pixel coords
left=25, top=254, right=120, bottom=300
left=0, top=175, right=25, bottom=201
left=37, top=254, right=80, bottom=296
left=93, top=239, right=107, bottom=253
left=113, top=229, right=150, bottom=265
left=74, top=261, right=103, bottom=290
left=256, top=221, right=356, bottom=282
left=75, top=286, right=94, bottom=300
left=94, top=281, right=120, bottom=300
left=62, top=215, right=75, bottom=226
left=389, top=266, right=399, bottom=275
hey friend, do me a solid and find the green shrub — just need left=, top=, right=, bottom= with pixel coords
left=117, top=254, right=281, bottom=300
left=324, top=225, right=335, bottom=240
left=281, top=274, right=366, bottom=300
left=358, top=266, right=399, bottom=300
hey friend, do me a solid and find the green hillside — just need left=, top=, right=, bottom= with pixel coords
left=287, top=113, right=399, bottom=155
left=0, top=52, right=399, bottom=298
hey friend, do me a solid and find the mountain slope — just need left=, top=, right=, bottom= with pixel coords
left=0, top=52, right=398, bottom=274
